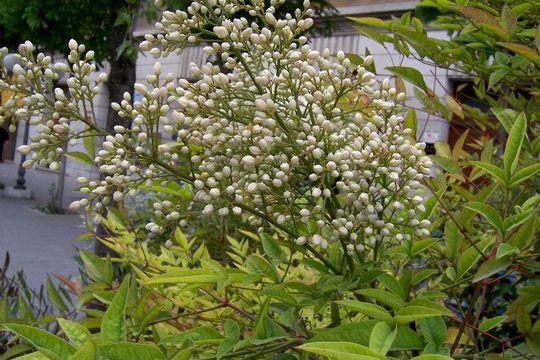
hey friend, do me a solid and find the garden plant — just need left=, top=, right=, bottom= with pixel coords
left=0, top=0, right=539, bottom=359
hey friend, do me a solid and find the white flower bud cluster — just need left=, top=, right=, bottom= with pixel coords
left=1, top=1, right=432, bottom=253
left=72, top=62, right=187, bottom=220
left=0, top=40, right=107, bottom=170
left=136, top=1, right=432, bottom=251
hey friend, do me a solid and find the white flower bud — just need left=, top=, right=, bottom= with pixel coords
left=213, top=26, right=229, bottom=39
left=68, top=39, right=78, bottom=51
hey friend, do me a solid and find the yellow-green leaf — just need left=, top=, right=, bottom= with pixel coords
left=57, top=318, right=91, bottom=348
left=497, top=42, right=540, bottom=65
left=336, top=300, right=393, bottom=322
left=101, top=275, right=130, bottom=344
left=299, top=341, right=385, bottom=360
left=3, top=323, right=76, bottom=360
left=386, top=66, right=428, bottom=92
left=503, top=113, right=527, bottom=179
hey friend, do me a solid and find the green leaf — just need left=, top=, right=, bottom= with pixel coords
left=260, top=233, right=285, bottom=264
left=46, top=276, right=68, bottom=313
left=349, top=17, right=391, bottom=30
left=64, top=151, right=94, bottom=166
left=101, top=275, right=130, bottom=344
left=526, top=333, right=540, bottom=355
left=144, top=268, right=245, bottom=285
left=68, top=340, right=95, bottom=360
left=509, top=163, right=540, bottom=186
left=98, top=343, right=166, bottom=360
left=217, top=338, right=238, bottom=360
left=536, top=24, right=540, bottom=53
left=496, top=243, right=518, bottom=259
left=445, top=95, right=464, bottom=119
left=492, top=108, right=517, bottom=134
left=3, top=323, right=76, bottom=360
left=310, top=321, right=423, bottom=350
left=404, top=110, right=417, bottom=139
left=355, top=289, right=405, bottom=310
left=299, top=342, right=386, bottom=360
left=412, top=239, right=438, bottom=256
left=479, top=316, right=508, bottom=332
left=57, top=319, right=91, bottom=348
left=418, top=317, right=446, bottom=347
left=497, top=42, right=540, bottom=65
left=386, top=66, right=428, bottom=92
left=170, top=348, right=193, bottom=360
left=503, top=112, right=527, bottom=178
left=161, top=326, right=225, bottom=345
left=456, top=238, right=493, bottom=279
left=377, top=273, right=405, bottom=299
left=463, top=202, right=503, bottom=231
left=516, top=304, right=532, bottom=333
left=431, top=155, right=462, bottom=174
left=8, top=352, right=49, bottom=359
left=473, top=256, right=512, bottom=283
left=394, top=300, right=452, bottom=324
left=488, top=69, right=509, bottom=90
left=82, top=127, right=96, bottom=160
left=79, top=250, right=105, bottom=283
left=411, top=355, right=453, bottom=360
left=434, top=141, right=452, bottom=159
left=336, top=300, right=393, bottom=322
left=0, top=343, right=33, bottom=360
left=369, top=322, right=397, bottom=355
left=454, top=5, right=506, bottom=37
left=503, top=210, right=534, bottom=232
left=223, top=320, right=240, bottom=340
left=246, top=255, right=279, bottom=283
left=510, top=217, right=536, bottom=250
left=470, top=161, right=506, bottom=185
left=261, top=285, right=297, bottom=305
left=444, top=222, right=461, bottom=261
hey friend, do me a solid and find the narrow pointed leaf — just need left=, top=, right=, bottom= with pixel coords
left=386, top=66, right=428, bottom=92
left=68, top=340, right=95, bottom=360
left=3, top=323, right=76, bottom=360
left=355, top=289, right=405, bottom=310
left=463, top=202, right=503, bottom=231
left=470, top=161, right=506, bottom=185
left=369, top=322, right=397, bottom=355
left=503, top=210, right=534, bottom=232
left=509, top=163, right=540, bottom=186
left=456, top=238, right=493, bottom=279
left=101, top=275, right=130, bottom=344
left=299, top=342, right=385, bottom=360
left=57, top=318, right=91, bottom=348
left=98, top=343, right=167, bottom=360
left=510, top=217, right=536, bottom=250
left=473, top=256, right=512, bottom=283
left=503, top=113, right=526, bottom=178
left=479, top=316, right=508, bottom=332
left=336, top=300, right=393, bottom=322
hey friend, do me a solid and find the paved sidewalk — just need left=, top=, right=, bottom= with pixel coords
left=0, top=161, right=88, bottom=289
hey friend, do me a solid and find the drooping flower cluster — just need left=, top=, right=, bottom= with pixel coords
left=0, top=41, right=107, bottom=171
left=0, top=0, right=432, bottom=255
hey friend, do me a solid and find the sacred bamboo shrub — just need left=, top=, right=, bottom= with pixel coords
left=0, top=0, right=432, bottom=262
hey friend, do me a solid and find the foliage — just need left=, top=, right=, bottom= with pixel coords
left=0, top=253, right=74, bottom=358
left=349, top=0, right=540, bottom=357
left=0, top=0, right=539, bottom=359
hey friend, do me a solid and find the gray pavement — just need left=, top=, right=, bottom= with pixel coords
left=0, top=161, right=88, bottom=289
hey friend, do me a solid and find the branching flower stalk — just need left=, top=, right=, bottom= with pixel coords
left=0, top=0, right=432, bottom=274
